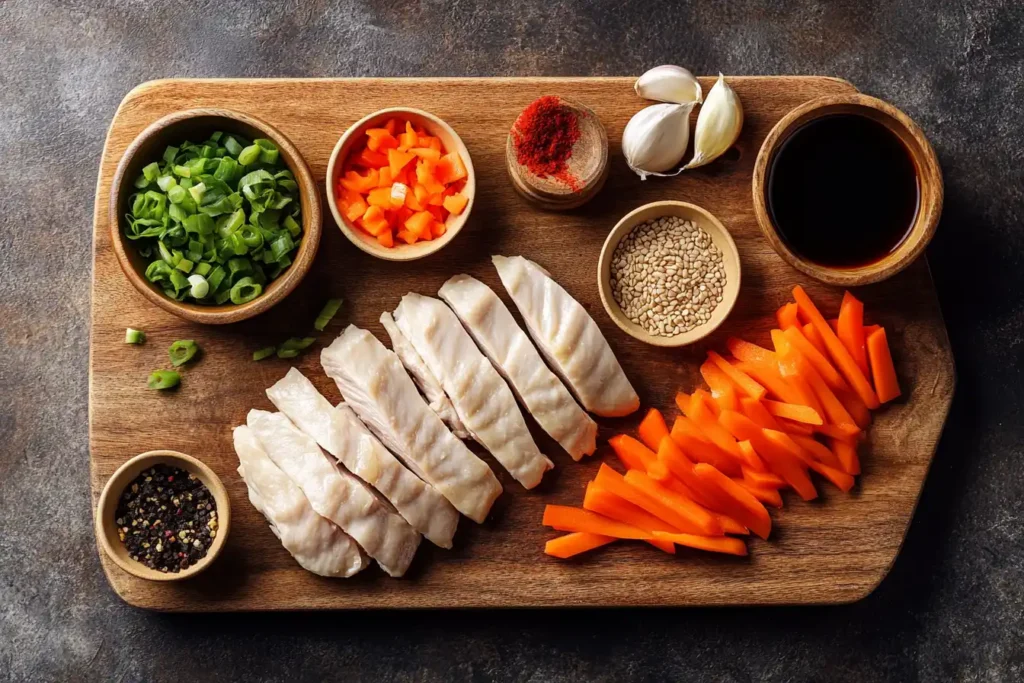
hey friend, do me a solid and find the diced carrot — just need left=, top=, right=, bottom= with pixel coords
left=376, top=231, right=394, bottom=248
left=736, top=480, right=784, bottom=508
left=383, top=118, right=399, bottom=135
left=404, top=191, right=426, bottom=212
left=436, top=152, right=468, bottom=184
left=398, top=122, right=418, bottom=150
left=727, top=338, right=777, bottom=366
left=395, top=229, right=418, bottom=245
left=777, top=302, right=800, bottom=329
left=692, top=463, right=772, bottom=539
left=670, top=416, right=742, bottom=476
left=375, top=166, right=393, bottom=188
left=341, top=190, right=368, bottom=223
left=542, top=504, right=652, bottom=540
left=365, top=128, right=399, bottom=152
left=830, top=438, right=861, bottom=476
left=431, top=220, right=447, bottom=239
left=338, top=168, right=379, bottom=193
left=837, top=291, right=870, bottom=377
left=650, top=531, right=748, bottom=556
left=410, top=146, right=442, bottom=162
left=583, top=484, right=676, bottom=554
left=366, top=186, right=393, bottom=208
left=718, top=410, right=818, bottom=501
left=608, top=434, right=657, bottom=472
left=355, top=147, right=389, bottom=169
left=623, top=470, right=723, bottom=536
left=427, top=192, right=445, bottom=207
left=782, top=326, right=846, bottom=391
left=763, top=399, right=823, bottom=425
left=544, top=532, right=615, bottom=559
left=416, top=159, right=445, bottom=194
left=741, top=466, right=785, bottom=489
left=359, top=205, right=389, bottom=236
left=404, top=210, right=434, bottom=240
left=417, top=134, right=439, bottom=148
left=387, top=148, right=416, bottom=178
left=789, top=434, right=843, bottom=470
left=708, top=351, right=765, bottom=400
left=637, top=408, right=670, bottom=452
left=442, top=193, right=469, bottom=215
left=867, top=327, right=901, bottom=403
left=793, top=286, right=880, bottom=409
left=803, top=322, right=828, bottom=357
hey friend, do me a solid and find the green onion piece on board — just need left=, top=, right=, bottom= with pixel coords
left=276, top=349, right=300, bottom=359
left=314, top=299, right=343, bottom=331
left=230, top=277, right=263, bottom=304
left=147, top=370, right=181, bottom=390
left=253, top=346, right=276, bottom=361
left=280, top=337, right=316, bottom=351
left=168, top=340, right=199, bottom=367
left=124, top=328, right=145, bottom=345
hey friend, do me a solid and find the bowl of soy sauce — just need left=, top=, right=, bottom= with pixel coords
left=752, top=93, right=942, bottom=286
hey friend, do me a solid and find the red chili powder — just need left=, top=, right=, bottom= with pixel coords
left=512, top=96, right=582, bottom=191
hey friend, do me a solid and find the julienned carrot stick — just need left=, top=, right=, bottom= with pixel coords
left=830, top=438, right=861, bottom=476
left=718, top=410, right=818, bottom=501
left=803, top=322, right=828, bottom=357
left=789, top=434, right=844, bottom=470
left=736, top=480, right=784, bottom=508
left=777, top=342, right=858, bottom=428
left=708, top=351, right=766, bottom=400
left=686, top=391, right=746, bottom=461
left=736, top=360, right=808, bottom=407
left=646, top=459, right=674, bottom=483
left=693, top=463, right=772, bottom=539
left=793, top=285, right=880, bottom=409
left=836, top=388, right=872, bottom=429
left=810, top=421, right=860, bottom=442
left=670, top=417, right=742, bottom=476
left=726, top=338, right=777, bottom=366
left=608, top=434, right=657, bottom=472
left=837, top=292, right=869, bottom=377
left=545, top=532, right=615, bottom=558
left=777, top=417, right=816, bottom=436
left=782, top=326, right=846, bottom=391
left=637, top=408, right=670, bottom=452
left=771, top=333, right=827, bottom=416
left=807, top=459, right=856, bottom=492
left=623, top=469, right=724, bottom=536
left=741, top=465, right=786, bottom=489
left=595, top=464, right=712, bottom=536
left=776, top=302, right=800, bottom=329
left=700, top=360, right=740, bottom=412
left=763, top=399, right=823, bottom=425
left=542, top=504, right=652, bottom=540
left=651, top=531, right=749, bottom=556
left=867, top=327, right=902, bottom=403
left=583, top=484, right=676, bottom=554
left=657, top=436, right=720, bottom=509
left=738, top=396, right=782, bottom=430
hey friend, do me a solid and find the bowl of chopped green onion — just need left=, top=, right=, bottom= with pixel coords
left=110, top=108, right=321, bottom=324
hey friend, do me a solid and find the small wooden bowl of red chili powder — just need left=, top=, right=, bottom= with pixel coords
left=506, top=96, right=608, bottom=210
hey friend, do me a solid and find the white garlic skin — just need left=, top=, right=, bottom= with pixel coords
left=622, top=103, right=693, bottom=178
left=685, top=73, right=743, bottom=170
left=634, top=65, right=703, bottom=105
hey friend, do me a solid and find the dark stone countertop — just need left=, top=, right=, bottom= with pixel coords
left=1, top=1, right=1021, bottom=681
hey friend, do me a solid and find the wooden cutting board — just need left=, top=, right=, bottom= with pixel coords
left=89, top=77, right=954, bottom=610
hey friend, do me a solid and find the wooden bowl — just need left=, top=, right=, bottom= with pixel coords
left=95, top=450, right=231, bottom=582
left=505, top=97, right=608, bottom=211
left=598, top=201, right=741, bottom=348
left=109, top=108, right=321, bottom=325
left=326, top=108, right=475, bottom=261
left=752, top=93, right=943, bottom=286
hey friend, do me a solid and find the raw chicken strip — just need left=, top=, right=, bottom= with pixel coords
left=246, top=409, right=421, bottom=577
left=380, top=312, right=469, bottom=439
left=439, top=274, right=598, bottom=461
left=393, top=293, right=554, bottom=488
left=492, top=255, right=640, bottom=417
left=233, top=426, right=368, bottom=577
left=321, top=326, right=502, bottom=523
left=266, top=368, right=460, bottom=548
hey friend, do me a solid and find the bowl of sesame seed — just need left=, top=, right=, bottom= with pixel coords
left=598, top=201, right=741, bottom=348
left=95, top=450, right=230, bottom=582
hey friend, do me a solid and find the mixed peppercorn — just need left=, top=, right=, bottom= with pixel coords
left=115, top=464, right=217, bottom=573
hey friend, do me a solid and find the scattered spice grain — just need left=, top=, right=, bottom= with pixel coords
left=115, top=464, right=217, bottom=573
left=610, top=216, right=727, bottom=337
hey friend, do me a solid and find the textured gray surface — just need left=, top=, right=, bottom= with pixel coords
left=1, top=0, right=1022, bottom=680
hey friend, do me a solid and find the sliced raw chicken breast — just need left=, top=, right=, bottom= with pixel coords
left=233, top=425, right=368, bottom=578
left=393, top=293, right=554, bottom=488
left=246, top=409, right=421, bottom=577
left=379, top=312, right=469, bottom=439
left=492, top=255, right=640, bottom=417
left=439, top=274, right=598, bottom=461
left=266, top=367, right=460, bottom=548
left=321, top=325, right=502, bottom=523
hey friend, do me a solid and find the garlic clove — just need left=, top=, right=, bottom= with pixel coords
left=622, top=103, right=694, bottom=179
left=634, top=65, right=703, bottom=105
left=684, top=73, right=743, bottom=170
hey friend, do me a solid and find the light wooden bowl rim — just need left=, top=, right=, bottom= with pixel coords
left=325, top=107, right=476, bottom=262
left=752, top=93, right=943, bottom=286
left=598, top=201, right=742, bottom=348
left=95, top=450, right=231, bottom=582
left=109, top=108, right=322, bottom=325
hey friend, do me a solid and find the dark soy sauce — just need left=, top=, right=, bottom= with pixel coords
left=767, top=114, right=919, bottom=268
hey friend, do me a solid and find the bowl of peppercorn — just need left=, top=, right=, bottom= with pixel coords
left=95, top=450, right=230, bottom=582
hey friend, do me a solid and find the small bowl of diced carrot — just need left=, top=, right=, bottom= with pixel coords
left=326, top=108, right=474, bottom=261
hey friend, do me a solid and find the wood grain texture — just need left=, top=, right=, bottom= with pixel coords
left=89, top=77, right=954, bottom=611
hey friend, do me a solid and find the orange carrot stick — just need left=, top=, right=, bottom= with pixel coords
left=738, top=396, right=782, bottom=430
left=777, top=417, right=817, bottom=435
left=623, top=470, right=724, bottom=536
left=803, top=322, right=828, bottom=357
left=763, top=399, right=823, bottom=425
left=651, top=531, right=748, bottom=556
left=775, top=339, right=857, bottom=428
left=837, top=292, right=869, bottom=376
left=583, top=484, right=676, bottom=554
left=830, top=437, right=861, bottom=476
left=657, top=436, right=719, bottom=509
left=709, top=351, right=766, bottom=400
left=700, top=359, right=740, bottom=412
left=789, top=434, right=844, bottom=470
left=776, top=302, right=800, bottom=329
left=670, top=417, right=742, bottom=476
left=545, top=532, right=615, bottom=558
left=810, top=421, right=860, bottom=442
left=693, top=463, right=772, bottom=539
left=736, top=480, right=784, bottom=508
left=542, top=505, right=652, bottom=540
left=719, top=410, right=818, bottom=501
left=685, top=391, right=746, bottom=461
left=793, top=285, right=880, bottom=409
left=736, top=360, right=808, bottom=407
left=595, top=464, right=712, bottom=536
left=867, top=327, right=902, bottom=403
left=637, top=408, right=670, bottom=452
left=808, top=459, right=856, bottom=492
left=782, top=326, right=846, bottom=391
left=741, top=466, right=786, bottom=489
left=727, top=338, right=777, bottom=366
left=608, top=434, right=657, bottom=472
left=836, top=388, right=872, bottom=429
left=637, top=475, right=749, bottom=536
left=736, top=439, right=768, bottom=471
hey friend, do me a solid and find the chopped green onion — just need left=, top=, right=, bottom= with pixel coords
left=125, top=328, right=145, bottom=344
left=142, top=162, right=161, bottom=182
left=173, top=164, right=191, bottom=178
left=238, top=144, right=261, bottom=166
left=187, top=274, right=210, bottom=299
left=188, top=182, right=207, bottom=204
left=175, top=258, right=194, bottom=273
left=168, top=340, right=199, bottom=367
left=147, top=370, right=180, bottom=390
left=224, top=136, right=243, bottom=157
left=169, top=269, right=189, bottom=292
left=230, top=277, right=262, bottom=305
left=254, top=138, right=280, bottom=164
left=314, top=299, right=344, bottom=331
left=276, top=349, right=300, bottom=359
left=280, top=337, right=316, bottom=351
left=194, top=261, right=212, bottom=277
left=253, top=346, right=276, bottom=361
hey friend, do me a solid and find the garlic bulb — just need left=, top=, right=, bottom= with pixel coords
left=621, top=103, right=693, bottom=179
left=684, top=73, right=743, bottom=169
left=634, top=65, right=703, bottom=105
